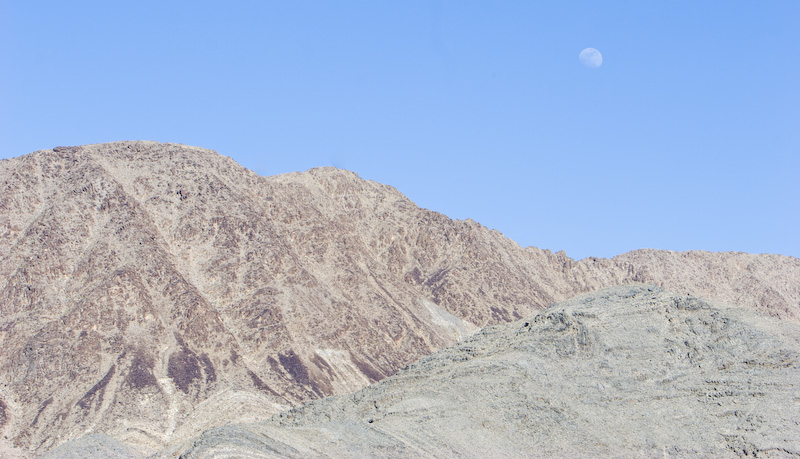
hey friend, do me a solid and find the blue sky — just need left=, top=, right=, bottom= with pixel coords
left=2, top=1, right=798, bottom=260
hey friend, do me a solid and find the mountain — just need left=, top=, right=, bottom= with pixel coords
left=1, top=141, right=798, bottom=456
left=169, top=286, right=800, bottom=458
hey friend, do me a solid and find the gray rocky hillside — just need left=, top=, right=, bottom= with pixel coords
left=0, top=141, right=798, bottom=456
left=170, top=286, right=800, bottom=458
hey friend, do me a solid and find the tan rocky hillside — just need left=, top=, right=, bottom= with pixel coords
left=167, top=286, right=800, bottom=458
left=1, top=141, right=798, bottom=456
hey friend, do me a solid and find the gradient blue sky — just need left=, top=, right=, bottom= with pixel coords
left=2, top=1, right=798, bottom=260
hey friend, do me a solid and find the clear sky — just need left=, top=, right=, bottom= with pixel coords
left=2, top=1, right=798, bottom=260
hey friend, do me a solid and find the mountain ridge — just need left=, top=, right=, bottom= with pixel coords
left=1, top=141, right=798, bottom=456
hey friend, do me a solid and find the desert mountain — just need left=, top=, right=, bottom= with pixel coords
left=168, top=286, right=800, bottom=458
left=1, top=141, right=798, bottom=455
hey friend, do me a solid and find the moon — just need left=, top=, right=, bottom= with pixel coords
left=579, top=48, right=602, bottom=68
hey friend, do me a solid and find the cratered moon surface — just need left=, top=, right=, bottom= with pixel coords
left=579, top=48, right=602, bottom=68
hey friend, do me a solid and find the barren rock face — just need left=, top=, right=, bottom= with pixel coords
left=0, top=142, right=798, bottom=455
left=173, top=286, right=800, bottom=458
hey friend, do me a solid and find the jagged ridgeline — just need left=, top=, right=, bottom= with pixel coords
left=1, top=142, right=798, bottom=456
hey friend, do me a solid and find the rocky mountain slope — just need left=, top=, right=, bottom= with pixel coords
left=1, top=142, right=798, bottom=456
left=171, top=286, right=800, bottom=457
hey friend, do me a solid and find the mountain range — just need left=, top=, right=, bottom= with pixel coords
left=1, top=141, right=798, bottom=456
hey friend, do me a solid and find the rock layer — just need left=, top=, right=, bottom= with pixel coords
left=0, top=142, right=798, bottom=455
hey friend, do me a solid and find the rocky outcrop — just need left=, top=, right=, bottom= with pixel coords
left=1, top=142, right=798, bottom=455
left=172, top=286, right=800, bottom=458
